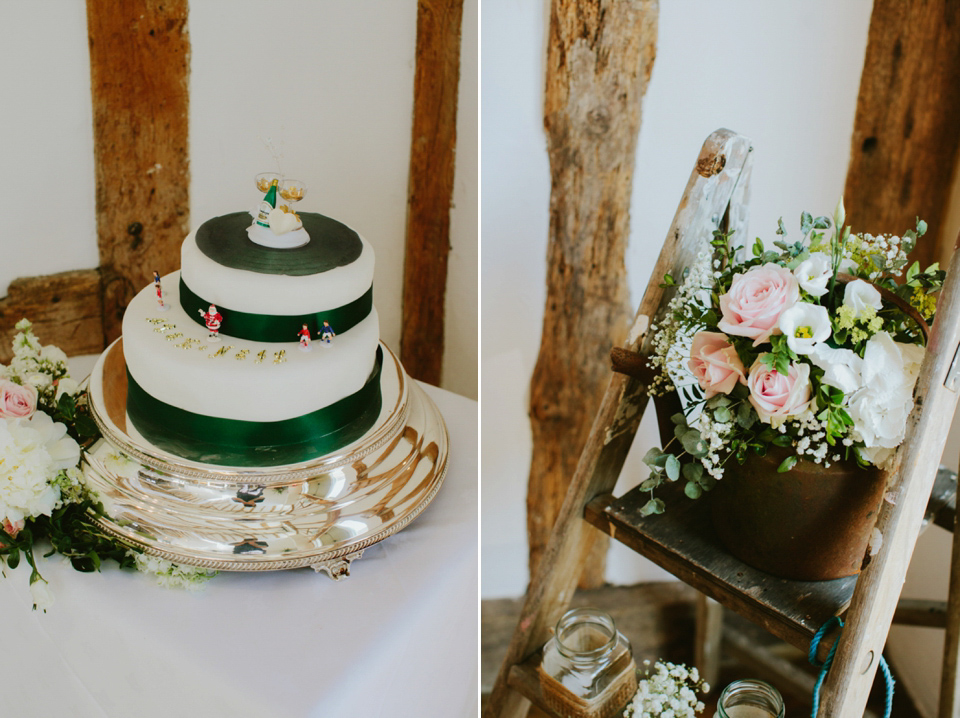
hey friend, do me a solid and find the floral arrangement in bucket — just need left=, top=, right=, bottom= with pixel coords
left=0, top=319, right=215, bottom=609
left=640, top=198, right=943, bottom=517
left=622, top=659, right=709, bottom=717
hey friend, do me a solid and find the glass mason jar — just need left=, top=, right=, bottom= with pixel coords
left=714, top=679, right=785, bottom=718
left=539, top=607, right=637, bottom=718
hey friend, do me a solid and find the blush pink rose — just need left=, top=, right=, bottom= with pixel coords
left=718, top=263, right=800, bottom=346
left=688, top=332, right=746, bottom=398
left=0, top=380, right=37, bottom=419
left=746, top=357, right=812, bottom=426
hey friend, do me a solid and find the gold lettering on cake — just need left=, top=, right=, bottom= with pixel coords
left=145, top=318, right=166, bottom=325
left=273, top=350, right=287, bottom=364
left=235, top=349, right=250, bottom=361
left=208, top=345, right=235, bottom=359
left=175, top=338, right=203, bottom=350
left=153, top=322, right=176, bottom=333
left=254, top=350, right=267, bottom=365
left=163, top=332, right=184, bottom=341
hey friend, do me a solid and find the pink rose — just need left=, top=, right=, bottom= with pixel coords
left=688, top=332, right=746, bottom=398
left=718, top=263, right=799, bottom=346
left=0, top=380, right=37, bottom=419
left=2, top=518, right=24, bottom=538
left=747, top=357, right=812, bottom=426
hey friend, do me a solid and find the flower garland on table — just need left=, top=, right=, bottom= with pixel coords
left=640, top=199, right=943, bottom=516
left=623, top=660, right=709, bottom=717
left=0, top=319, right=215, bottom=609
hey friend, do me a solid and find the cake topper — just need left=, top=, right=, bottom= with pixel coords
left=199, top=304, right=223, bottom=342
left=298, top=323, right=312, bottom=352
left=247, top=173, right=310, bottom=249
left=318, top=321, right=335, bottom=345
left=152, top=271, right=169, bottom=311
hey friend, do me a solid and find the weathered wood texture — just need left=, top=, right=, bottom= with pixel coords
left=400, top=0, right=464, bottom=387
left=939, top=504, right=960, bottom=717
left=0, top=270, right=104, bottom=364
left=86, top=0, right=190, bottom=343
left=484, top=130, right=752, bottom=718
left=528, top=0, right=658, bottom=590
left=843, top=0, right=960, bottom=269
left=820, top=232, right=960, bottom=716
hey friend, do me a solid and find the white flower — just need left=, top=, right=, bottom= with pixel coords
left=30, top=577, right=55, bottom=611
left=778, top=302, right=832, bottom=354
left=54, top=377, right=80, bottom=402
left=809, top=344, right=863, bottom=395
left=847, top=332, right=922, bottom=451
left=24, top=373, right=52, bottom=390
left=793, top=252, right=833, bottom=297
left=130, top=551, right=217, bottom=590
left=843, top=279, right=883, bottom=318
left=40, top=345, right=68, bottom=365
left=0, top=412, right=80, bottom=524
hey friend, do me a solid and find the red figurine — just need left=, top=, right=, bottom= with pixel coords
left=199, top=304, right=223, bottom=341
left=298, top=323, right=312, bottom=351
left=153, top=270, right=169, bottom=311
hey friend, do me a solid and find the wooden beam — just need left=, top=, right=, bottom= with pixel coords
left=86, top=0, right=190, bottom=343
left=0, top=270, right=104, bottom=364
left=843, top=0, right=960, bottom=268
left=400, top=0, right=464, bottom=386
left=527, top=0, right=658, bottom=588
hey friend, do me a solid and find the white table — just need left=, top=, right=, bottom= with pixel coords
left=0, top=361, right=478, bottom=718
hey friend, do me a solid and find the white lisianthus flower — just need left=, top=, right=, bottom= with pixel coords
left=777, top=302, right=832, bottom=354
left=847, top=332, right=922, bottom=453
left=30, top=577, right=55, bottom=611
left=843, top=279, right=883, bottom=318
left=40, top=344, right=68, bottom=366
left=809, top=344, right=863, bottom=395
left=793, top=252, right=833, bottom=297
left=0, top=412, right=80, bottom=524
left=54, top=377, right=80, bottom=402
left=25, top=372, right=52, bottom=390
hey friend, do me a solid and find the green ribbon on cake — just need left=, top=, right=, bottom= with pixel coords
left=179, top=276, right=373, bottom=343
left=126, top=347, right=384, bottom=467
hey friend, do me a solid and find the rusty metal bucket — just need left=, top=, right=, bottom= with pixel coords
left=710, top=448, right=886, bottom=581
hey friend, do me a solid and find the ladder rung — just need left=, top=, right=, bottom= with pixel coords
left=584, top=483, right=847, bottom=662
left=893, top=598, right=947, bottom=628
left=927, top=465, right=957, bottom=532
left=506, top=653, right=553, bottom=716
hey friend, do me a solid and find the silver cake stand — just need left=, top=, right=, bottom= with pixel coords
left=81, top=339, right=449, bottom=580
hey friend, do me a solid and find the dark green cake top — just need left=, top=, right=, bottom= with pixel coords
left=195, top=211, right=364, bottom=275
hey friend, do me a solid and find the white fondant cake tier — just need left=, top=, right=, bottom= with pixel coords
left=180, top=229, right=375, bottom=316
left=123, top=272, right=380, bottom=422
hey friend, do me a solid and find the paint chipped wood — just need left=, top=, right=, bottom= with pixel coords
left=400, top=0, right=464, bottom=386
left=0, top=270, right=103, bottom=364
left=86, top=0, right=190, bottom=343
left=527, top=0, right=659, bottom=591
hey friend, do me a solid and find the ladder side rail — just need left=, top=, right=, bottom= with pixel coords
left=485, top=128, right=753, bottom=718
left=819, top=232, right=960, bottom=716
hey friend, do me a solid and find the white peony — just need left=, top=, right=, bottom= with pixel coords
left=0, top=412, right=80, bottom=524
left=777, top=302, right=832, bottom=354
left=809, top=344, right=863, bottom=396
left=793, top=252, right=833, bottom=297
left=847, top=332, right=922, bottom=452
left=843, top=279, right=883, bottom=318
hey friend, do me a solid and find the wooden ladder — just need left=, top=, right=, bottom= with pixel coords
left=485, top=128, right=960, bottom=718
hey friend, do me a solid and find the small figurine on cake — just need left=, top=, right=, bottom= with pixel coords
left=199, top=304, right=223, bottom=342
left=318, top=320, right=335, bottom=345
left=298, top=323, right=312, bottom=352
left=152, top=270, right=169, bottom=311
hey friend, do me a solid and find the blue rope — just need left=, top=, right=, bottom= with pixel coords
left=808, top=615, right=895, bottom=718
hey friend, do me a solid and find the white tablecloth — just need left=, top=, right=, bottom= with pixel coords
left=0, top=368, right=478, bottom=718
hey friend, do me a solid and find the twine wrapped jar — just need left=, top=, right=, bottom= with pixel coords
left=538, top=608, right=637, bottom=718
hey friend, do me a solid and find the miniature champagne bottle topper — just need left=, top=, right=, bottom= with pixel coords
left=247, top=172, right=310, bottom=249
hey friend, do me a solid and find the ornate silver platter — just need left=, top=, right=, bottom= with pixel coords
left=81, top=339, right=449, bottom=579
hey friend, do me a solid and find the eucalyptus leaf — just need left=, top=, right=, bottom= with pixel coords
left=682, top=462, right=704, bottom=483
left=684, top=482, right=703, bottom=500
left=639, top=477, right=661, bottom=492
left=640, top=498, right=666, bottom=517
left=713, top=406, right=732, bottom=423
left=665, top=455, right=681, bottom=481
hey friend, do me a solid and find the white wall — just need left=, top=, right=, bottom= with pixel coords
left=0, top=0, right=477, bottom=401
